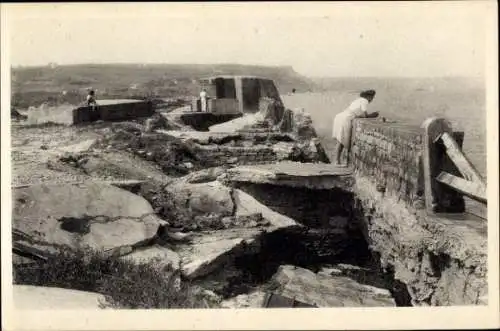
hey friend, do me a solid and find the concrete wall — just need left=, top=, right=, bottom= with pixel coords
left=73, top=100, right=154, bottom=124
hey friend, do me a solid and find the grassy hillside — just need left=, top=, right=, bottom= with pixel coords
left=11, top=63, right=316, bottom=109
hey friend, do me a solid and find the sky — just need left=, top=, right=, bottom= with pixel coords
left=3, top=2, right=494, bottom=77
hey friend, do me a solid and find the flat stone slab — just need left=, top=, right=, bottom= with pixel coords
left=175, top=228, right=263, bottom=279
left=222, top=161, right=354, bottom=190
left=14, top=285, right=106, bottom=309
left=269, top=265, right=396, bottom=307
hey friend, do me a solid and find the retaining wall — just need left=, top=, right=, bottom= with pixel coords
left=348, top=118, right=487, bottom=306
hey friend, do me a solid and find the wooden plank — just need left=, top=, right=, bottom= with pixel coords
left=421, top=117, right=455, bottom=213
left=439, top=132, right=486, bottom=188
left=12, top=242, right=49, bottom=261
left=436, top=171, right=487, bottom=204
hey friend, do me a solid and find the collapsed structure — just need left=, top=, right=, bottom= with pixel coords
left=13, top=75, right=487, bottom=308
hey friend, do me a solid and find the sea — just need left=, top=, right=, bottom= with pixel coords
left=282, top=76, right=487, bottom=179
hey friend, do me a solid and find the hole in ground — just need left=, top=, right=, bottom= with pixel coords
left=217, top=226, right=413, bottom=307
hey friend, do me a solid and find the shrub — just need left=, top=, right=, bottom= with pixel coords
left=13, top=249, right=215, bottom=309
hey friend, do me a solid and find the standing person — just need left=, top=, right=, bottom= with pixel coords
left=332, top=89, right=379, bottom=166
left=199, top=88, right=208, bottom=112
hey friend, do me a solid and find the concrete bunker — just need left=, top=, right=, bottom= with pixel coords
left=72, top=99, right=154, bottom=125
left=192, top=75, right=283, bottom=114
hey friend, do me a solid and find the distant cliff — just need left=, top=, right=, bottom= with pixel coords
left=11, top=64, right=316, bottom=108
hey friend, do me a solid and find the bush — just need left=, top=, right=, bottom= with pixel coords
left=13, top=249, right=215, bottom=309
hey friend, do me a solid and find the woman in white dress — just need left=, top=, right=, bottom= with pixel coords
left=199, top=88, right=208, bottom=112
left=332, top=89, right=379, bottom=165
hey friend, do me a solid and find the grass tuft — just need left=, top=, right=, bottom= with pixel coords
left=13, top=248, right=216, bottom=309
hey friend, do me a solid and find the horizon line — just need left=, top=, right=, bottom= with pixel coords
left=10, top=62, right=484, bottom=80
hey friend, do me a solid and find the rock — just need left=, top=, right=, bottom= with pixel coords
left=293, top=109, right=318, bottom=140
left=13, top=182, right=163, bottom=254
left=111, top=121, right=144, bottom=134
left=40, top=145, right=49, bottom=150
left=180, top=167, right=228, bottom=184
left=268, top=265, right=396, bottom=307
left=11, top=108, right=28, bottom=121
left=226, top=157, right=238, bottom=164
left=119, top=244, right=180, bottom=271
left=144, top=114, right=170, bottom=132
left=183, top=162, right=194, bottom=169
left=221, top=290, right=268, bottom=308
left=259, top=97, right=285, bottom=126
left=272, top=142, right=297, bottom=160
left=220, top=213, right=267, bottom=229
left=14, top=285, right=106, bottom=309
left=232, top=189, right=298, bottom=230
left=56, top=139, right=96, bottom=155
left=191, top=286, right=223, bottom=306
left=147, top=180, right=235, bottom=231
left=166, top=180, right=234, bottom=220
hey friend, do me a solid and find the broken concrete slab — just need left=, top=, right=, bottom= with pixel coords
left=209, top=113, right=265, bottom=133
left=172, top=186, right=301, bottom=280
left=13, top=182, right=163, bottom=255
left=268, top=265, right=396, bottom=307
left=232, top=188, right=299, bottom=230
left=221, top=161, right=354, bottom=190
left=14, top=285, right=106, bottom=309
left=176, top=228, right=262, bottom=279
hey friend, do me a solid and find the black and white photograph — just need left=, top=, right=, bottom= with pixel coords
left=1, top=2, right=498, bottom=330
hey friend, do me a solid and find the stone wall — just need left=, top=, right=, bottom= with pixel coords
left=349, top=118, right=487, bottom=306
left=350, top=119, right=425, bottom=208
left=193, top=145, right=278, bottom=167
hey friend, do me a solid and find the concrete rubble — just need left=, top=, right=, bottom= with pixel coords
left=268, top=265, right=396, bottom=307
